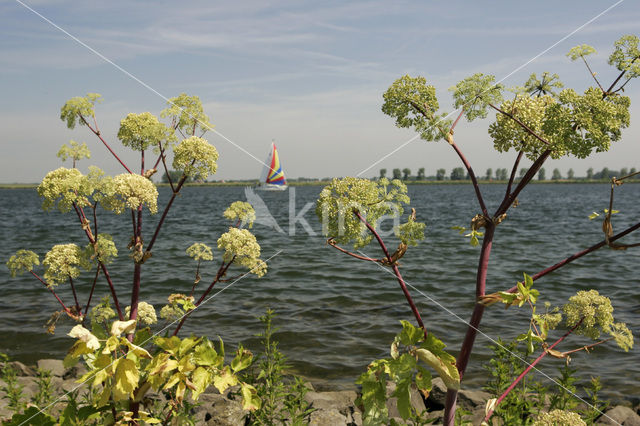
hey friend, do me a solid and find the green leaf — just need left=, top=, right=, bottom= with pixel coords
left=589, top=211, right=600, bottom=220
left=398, top=320, right=423, bottom=346
left=415, top=348, right=460, bottom=390
left=178, top=336, right=200, bottom=357
left=4, top=406, right=56, bottom=426
left=113, top=358, right=138, bottom=401
left=193, top=341, right=221, bottom=367
left=241, top=383, right=261, bottom=411
left=191, top=367, right=212, bottom=401
left=231, top=348, right=253, bottom=373
left=356, top=368, right=389, bottom=426
left=213, top=367, right=238, bottom=393
left=154, top=336, right=181, bottom=355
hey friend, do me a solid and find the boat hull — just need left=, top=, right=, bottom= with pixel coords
left=255, top=184, right=288, bottom=191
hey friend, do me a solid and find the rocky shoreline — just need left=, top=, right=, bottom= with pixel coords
left=2, top=359, right=639, bottom=425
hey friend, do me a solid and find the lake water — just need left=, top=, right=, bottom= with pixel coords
left=1, top=183, right=639, bottom=403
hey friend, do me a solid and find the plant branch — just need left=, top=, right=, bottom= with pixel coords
left=581, top=56, right=605, bottom=92
left=30, top=271, right=77, bottom=319
left=68, top=275, right=82, bottom=314
left=79, top=115, right=133, bottom=174
left=172, top=257, right=236, bottom=336
left=84, top=267, right=101, bottom=321
left=353, top=210, right=428, bottom=339
left=502, top=220, right=640, bottom=294
left=327, top=238, right=381, bottom=263
left=505, top=149, right=524, bottom=200
left=483, top=317, right=584, bottom=423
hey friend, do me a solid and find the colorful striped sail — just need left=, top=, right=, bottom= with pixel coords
left=265, top=143, right=287, bottom=186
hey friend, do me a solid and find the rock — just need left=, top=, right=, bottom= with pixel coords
left=425, top=377, right=447, bottom=410
left=457, top=388, right=491, bottom=410
left=193, top=392, right=248, bottom=426
left=16, top=376, right=38, bottom=399
left=348, top=409, right=363, bottom=426
left=36, top=359, right=65, bottom=377
left=304, top=390, right=357, bottom=415
left=597, top=405, right=640, bottom=425
left=63, top=363, right=88, bottom=380
left=309, top=408, right=348, bottom=426
left=5, top=361, right=35, bottom=377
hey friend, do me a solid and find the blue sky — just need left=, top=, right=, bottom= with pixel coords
left=1, top=0, right=639, bottom=183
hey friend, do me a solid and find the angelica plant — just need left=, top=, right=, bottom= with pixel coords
left=6, top=92, right=267, bottom=423
left=335, top=34, right=640, bottom=425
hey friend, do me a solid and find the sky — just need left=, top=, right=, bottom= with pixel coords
left=0, top=0, right=639, bottom=183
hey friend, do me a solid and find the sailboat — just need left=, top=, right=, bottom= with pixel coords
left=256, top=142, right=288, bottom=191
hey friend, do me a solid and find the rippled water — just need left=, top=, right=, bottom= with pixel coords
left=1, top=183, right=639, bottom=403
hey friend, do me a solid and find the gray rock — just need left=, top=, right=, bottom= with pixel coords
left=424, top=377, right=448, bottom=411
left=5, top=361, right=35, bottom=377
left=348, top=409, right=363, bottom=426
left=36, top=359, right=65, bottom=377
left=309, top=408, right=348, bottom=426
left=304, top=390, right=357, bottom=415
left=194, top=392, right=248, bottom=426
left=598, top=405, right=640, bottom=425
left=457, top=388, right=491, bottom=410
left=16, top=376, right=38, bottom=399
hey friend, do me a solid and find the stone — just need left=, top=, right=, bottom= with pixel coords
left=16, top=376, right=38, bottom=399
left=5, top=361, right=35, bottom=377
left=36, top=359, right=65, bottom=377
left=309, top=408, right=348, bottom=426
left=425, top=377, right=447, bottom=410
left=304, top=390, right=358, bottom=415
left=457, top=388, right=491, bottom=410
left=597, top=405, right=640, bottom=426
left=193, top=392, right=248, bottom=426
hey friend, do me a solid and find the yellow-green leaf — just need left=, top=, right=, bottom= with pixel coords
left=241, top=383, right=261, bottom=411
left=111, top=319, right=136, bottom=337
left=415, top=348, right=460, bottom=390
left=113, top=358, right=138, bottom=401
left=213, top=367, right=238, bottom=393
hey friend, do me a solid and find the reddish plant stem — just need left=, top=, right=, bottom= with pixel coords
left=483, top=317, right=585, bottom=423
left=495, top=149, right=551, bottom=217
left=84, top=267, right=101, bottom=321
left=449, top=140, right=488, bottom=217
left=157, top=142, right=175, bottom=192
left=101, top=263, right=124, bottom=320
left=79, top=115, right=133, bottom=174
left=146, top=168, right=192, bottom=254
left=354, top=210, right=428, bottom=339
left=561, top=337, right=612, bottom=356
left=581, top=56, right=605, bottom=92
left=502, top=220, right=640, bottom=294
left=68, top=275, right=82, bottom=314
left=444, top=223, right=495, bottom=425
left=128, top=264, right=142, bottom=325
left=327, top=239, right=380, bottom=262
left=30, top=271, right=73, bottom=316
left=173, top=258, right=235, bottom=336
left=449, top=109, right=465, bottom=132
left=505, top=150, right=524, bottom=200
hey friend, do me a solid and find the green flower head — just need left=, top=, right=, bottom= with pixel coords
left=43, top=243, right=91, bottom=287
left=107, top=173, right=158, bottom=214
left=117, top=112, right=176, bottom=152
left=608, top=35, right=640, bottom=78
left=382, top=75, right=452, bottom=142
left=217, top=228, right=267, bottom=277
left=563, top=290, right=614, bottom=340
left=60, top=93, right=102, bottom=129
left=567, top=44, right=597, bottom=61
left=224, top=201, right=256, bottom=228
left=125, top=302, right=157, bottom=325
left=450, top=73, right=503, bottom=121
left=57, top=140, right=91, bottom=164
left=85, top=233, right=118, bottom=265
left=89, top=296, right=116, bottom=324
left=161, top=93, right=213, bottom=136
left=316, top=177, right=414, bottom=249
left=7, top=250, right=39, bottom=277
left=172, top=136, right=219, bottom=181
left=186, top=242, right=213, bottom=262
left=38, top=167, right=94, bottom=212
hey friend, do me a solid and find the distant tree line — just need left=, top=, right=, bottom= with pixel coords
left=378, top=166, right=639, bottom=181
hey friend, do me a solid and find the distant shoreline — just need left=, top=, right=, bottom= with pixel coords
left=0, top=179, right=635, bottom=189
